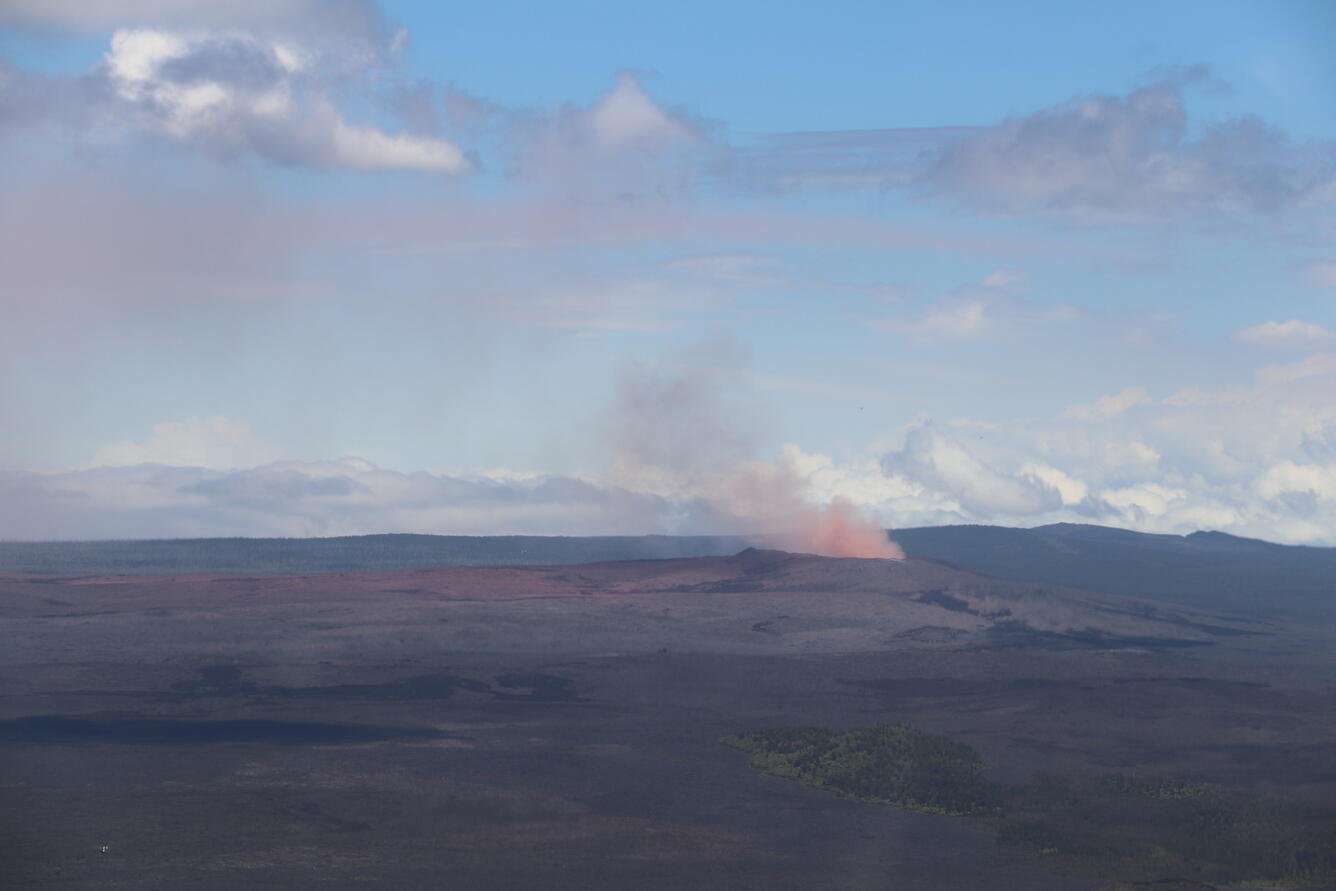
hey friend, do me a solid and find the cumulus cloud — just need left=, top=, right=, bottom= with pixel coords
left=13, top=350, right=1336, bottom=546
left=1233, top=319, right=1336, bottom=348
left=1063, top=386, right=1152, bottom=421
left=3, top=31, right=703, bottom=185
left=927, top=82, right=1336, bottom=220
left=901, top=299, right=993, bottom=339
left=730, top=80, right=1336, bottom=223
left=866, top=356, right=1336, bottom=545
left=511, top=72, right=707, bottom=200
left=86, top=416, right=280, bottom=470
left=871, top=269, right=1071, bottom=341
left=0, top=448, right=898, bottom=545
left=0, top=0, right=395, bottom=50
left=100, top=27, right=470, bottom=172
left=0, top=459, right=689, bottom=540
left=0, top=0, right=469, bottom=174
left=880, top=421, right=1065, bottom=516
left=1256, top=353, right=1336, bottom=385
left=586, top=72, right=697, bottom=151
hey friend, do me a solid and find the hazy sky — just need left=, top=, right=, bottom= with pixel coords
left=2, top=0, right=1336, bottom=543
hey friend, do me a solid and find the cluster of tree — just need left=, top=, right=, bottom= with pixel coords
left=720, top=723, right=1002, bottom=816
left=1097, top=773, right=1209, bottom=801
left=723, top=725, right=1336, bottom=887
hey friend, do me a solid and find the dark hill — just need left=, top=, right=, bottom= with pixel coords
left=893, top=523, right=1336, bottom=624
left=0, top=533, right=753, bottom=575
left=0, top=547, right=1267, bottom=652
left=4, top=523, right=1333, bottom=625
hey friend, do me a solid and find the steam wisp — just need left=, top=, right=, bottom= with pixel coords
left=608, top=339, right=904, bottom=559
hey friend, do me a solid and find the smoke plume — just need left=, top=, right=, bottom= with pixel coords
left=608, top=338, right=904, bottom=559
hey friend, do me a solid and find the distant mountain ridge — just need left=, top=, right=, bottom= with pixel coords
left=0, top=533, right=755, bottom=576
left=0, top=546, right=1269, bottom=654
left=2, top=523, right=1332, bottom=624
left=892, top=523, right=1336, bottom=624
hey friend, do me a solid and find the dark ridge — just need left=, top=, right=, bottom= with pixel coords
left=841, top=676, right=1270, bottom=701
left=166, top=665, right=578, bottom=703
left=983, top=623, right=1214, bottom=651
left=892, top=523, right=1336, bottom=624
left=4, top=524, right=1334, bottom=625
left=0, top=714, right=450, bottom=746
left=0, top=533, right=757, bottom=575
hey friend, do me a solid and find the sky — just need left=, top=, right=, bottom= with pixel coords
left=2, top=0, right=1336, bottom=544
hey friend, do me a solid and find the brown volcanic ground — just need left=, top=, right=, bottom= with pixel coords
left=2, top=551, right=1335, bottom=890
left=0, top=549, right=1272, bottom=657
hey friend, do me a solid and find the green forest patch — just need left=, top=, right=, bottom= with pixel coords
left=720, top=723, right=1001, bottom=816
left=723, top=724, right=1336, bottom=888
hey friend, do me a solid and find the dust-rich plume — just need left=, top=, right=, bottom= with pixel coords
left=607, top=338, right=904, bottom=559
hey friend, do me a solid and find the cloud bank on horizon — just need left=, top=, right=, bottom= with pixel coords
left=2, top=1, right=1336, bottom=545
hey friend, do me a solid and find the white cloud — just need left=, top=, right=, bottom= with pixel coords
left=85, top=419, right=281, bottom=472
left=1233, top=319, right=1336, bottom=348
left=779, top=443, right=916, bottom=508
left=880, top=421, right=1063, bottom=516
left=928, top=82, right=1336, bottom=221
left=1019, top=462, right=1088, bottom=505
left=1254, top=460, right=1336, bottom=501
left=726, top=79, right=1336, bottom=223
left=15, top=360, right=1336, bottom=546
left=873, top=268, right=1077, bottom=342
left=511, top=72, right=705, bottom=200
left=102, top=27, right=471, bottom=172
left=1100, top=482, right=1187, bottom=518
left=911, top=299, right=993, bottom=338
left=86, top=416, right=279, bottom=470
left=864, top=365, right=1336, bottom=545
left=0, top=0, right=391, bottom=47
left=587, top=72, right=697, bottom=151
left=1256, top=353, right=1336, bottom=386
left=320, top=102, right=471, bottom=171
left=0, top=459, right=696, bottom=540
left=1063, top=386, right=1151, bottom=421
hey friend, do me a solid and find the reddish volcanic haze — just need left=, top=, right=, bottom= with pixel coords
left=784, top=497, right=904, bottom=559
left=609, top=339, right=905, bottom=561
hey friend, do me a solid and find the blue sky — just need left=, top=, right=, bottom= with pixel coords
left=2, top=0, right=1335, bottom=544
left=384, top=0, right=1335, bottom=137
